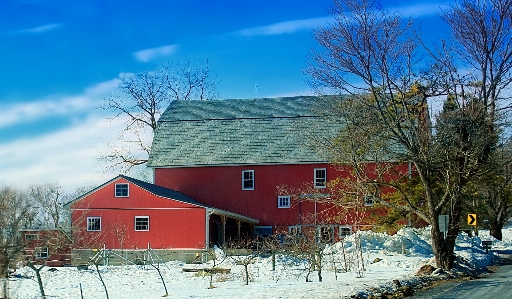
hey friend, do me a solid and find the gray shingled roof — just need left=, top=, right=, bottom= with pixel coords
left=147, top=96, right=343, bottom=167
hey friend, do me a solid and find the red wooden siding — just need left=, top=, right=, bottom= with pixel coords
left=154, top=162, right=412, bottom=229
left=154, top=164, right=347, bottom=226
left=71, top=178, right=206, bottom=250
left=22, top=230, right=72, bottom=267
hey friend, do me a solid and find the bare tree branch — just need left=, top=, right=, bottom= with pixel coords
left=101, top=60, right=218, bottom=174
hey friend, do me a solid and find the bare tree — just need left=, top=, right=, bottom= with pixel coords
left=88, top=249, right=111, bottom=299
left=440, top=0, right=512, bottom=120
left=225, top=239, right=260, bottom=285
left=28, top=183, right=66, bottom=229
left=101, top=59, right=218, bottom=173
left=22, top=230, right=72, bottom=299
left=111, top=221, right=128, bottom=250
left=438, top=0, right=512, bottom=241
left=476, top=173, right=512, bottom=240
left=0, top=187, right=36, bottom=298
left=305, top=0, right=510, bottom=270
left=470, top=138, right=512, bottom=240
left=201, top=247, right=229, bottom=289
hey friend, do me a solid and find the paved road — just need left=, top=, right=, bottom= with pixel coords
left=412, top=250, right=512, bottom=299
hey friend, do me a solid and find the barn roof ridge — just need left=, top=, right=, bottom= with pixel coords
left=120, top=175, right=203, bottom=206
left=158, top=115, right=322, bottom=123
left=158, top=96, right=336, bottom=122
left=148, top=96, right=343, bottom=167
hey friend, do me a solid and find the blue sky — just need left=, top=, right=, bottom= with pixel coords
left=0, top=0, right=452, bottom=191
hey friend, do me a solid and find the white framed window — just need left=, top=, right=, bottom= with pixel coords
left=242, top=170, right=254, bottom=190
left=135, top=216, right=149, bottom=231
left=339, top=226, right=352, bottom=238
left=288, top=226, right=301, bottom=235
left=115, top=183, right=129, bottom=197
left=254, top=226, right=273, bottom=239
left=317, top=226, right=334, bottom=244
left=314, top=168, right=326, bottom=188
left=87, top=217, right=101, bottom=231
left=277, top=196, right=290, bottom=208
left=364, top=195, right=374, bottom=206
left=25, top=234, right=39, bottom=241
left=35, top=247, right=49, bottom=259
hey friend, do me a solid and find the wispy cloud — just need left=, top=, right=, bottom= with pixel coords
left=9, top=23, right=63, bottom=35
left=0, top=78, right=121, bottom=129
left=391, top=2, right=450, bottom=17
left=0, top=77, right=148, bottom=191
left=0, top=115, right=125, bottom=191
left=232, top=2, right=448, bottom=38
left=232, top=2, right=449, bottom=37
left=233, top=16, right=332, bottom=37
left=133, top=45, right=177, bottom=62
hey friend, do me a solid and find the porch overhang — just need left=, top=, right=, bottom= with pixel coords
left=207, top=207, right=259, bottom=225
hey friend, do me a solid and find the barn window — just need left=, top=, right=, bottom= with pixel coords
left=25, top=234, right=39, bottom=241
left=339, top=226, right=352, bottom=238
left=87, top=217, right=101, bottom=231
left=35, top=247, right=49, bottom=259
left=288, top=225, right=301, bottom=235
left=115, top=183, right=129, bottom=197
left=135, top=216, right=149, bottom=231
left=242, top=170, right=254, bottom=190
left=254, top=226, right=272, bottom=239
left=317, top=226, right=333, bottom=243
left=364, top=195, right=374, bottom=206
left=314, top=168, right=326, bottom=188
left=277, top=196, right=290, bottom=208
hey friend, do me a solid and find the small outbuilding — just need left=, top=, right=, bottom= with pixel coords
left=65, top=175, right=258, bottom=263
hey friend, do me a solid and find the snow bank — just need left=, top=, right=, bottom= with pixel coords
left=7, top=226, right=508, bottom=299
left=326, top=227, right=433, bottom=257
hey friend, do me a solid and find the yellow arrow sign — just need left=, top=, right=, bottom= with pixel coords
left=468, top=214, right=477, bottom=226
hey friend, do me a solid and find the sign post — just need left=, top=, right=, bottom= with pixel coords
left=468, top=214, right=477, bottom=237
left=438, top=215, right=449, bottom=239
left=467, top=214, right=477, bottom=226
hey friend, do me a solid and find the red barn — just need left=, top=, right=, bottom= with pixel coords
left=147, top=96, right=383, bottom=242
left=69, top=96, right=410, bottom=259
left=21, top=229, right=72, bottom=267
left=66, top=175, right=258, bottom=261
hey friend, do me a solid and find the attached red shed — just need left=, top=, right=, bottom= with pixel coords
left=21, top=229, right=72, bottom=267
left=66, top=175, right=258, bottom=253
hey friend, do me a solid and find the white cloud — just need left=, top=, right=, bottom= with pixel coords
left=391, top=2, right=450, bottom=17
left=9, top=23, right=63, bottom=35
left=0, top=116, right=113, bottom=190
left=232, top=2, right=449, bottom=38
left=0, top=77, right=145, bottom=191
left=0, top=114, right=148, bottom=192
left=234, top=16, right=332, bottom=37
left=133, top=45, right=177, bottom=62
left=0, top=78, right=121, bottom=129
left=84, top=77, right=122, bottom=95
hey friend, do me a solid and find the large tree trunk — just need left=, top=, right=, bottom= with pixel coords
left=430, top=205, right=462, bottom=270
left=489, top=222, right=504, bottom=241
left=0, top=250, right=8, bottom=279
left=431, top=227, right=460, bottom=270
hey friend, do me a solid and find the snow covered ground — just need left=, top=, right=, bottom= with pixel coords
left=8, top=225, right=512, bottom=299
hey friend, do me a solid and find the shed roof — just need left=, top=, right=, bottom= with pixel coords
left=148, top=96, right=343, bottom=167
left=64, top=175, right=259, bottom=224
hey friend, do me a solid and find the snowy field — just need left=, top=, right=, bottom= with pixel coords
left=8, top=225, right=512, bottom=299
